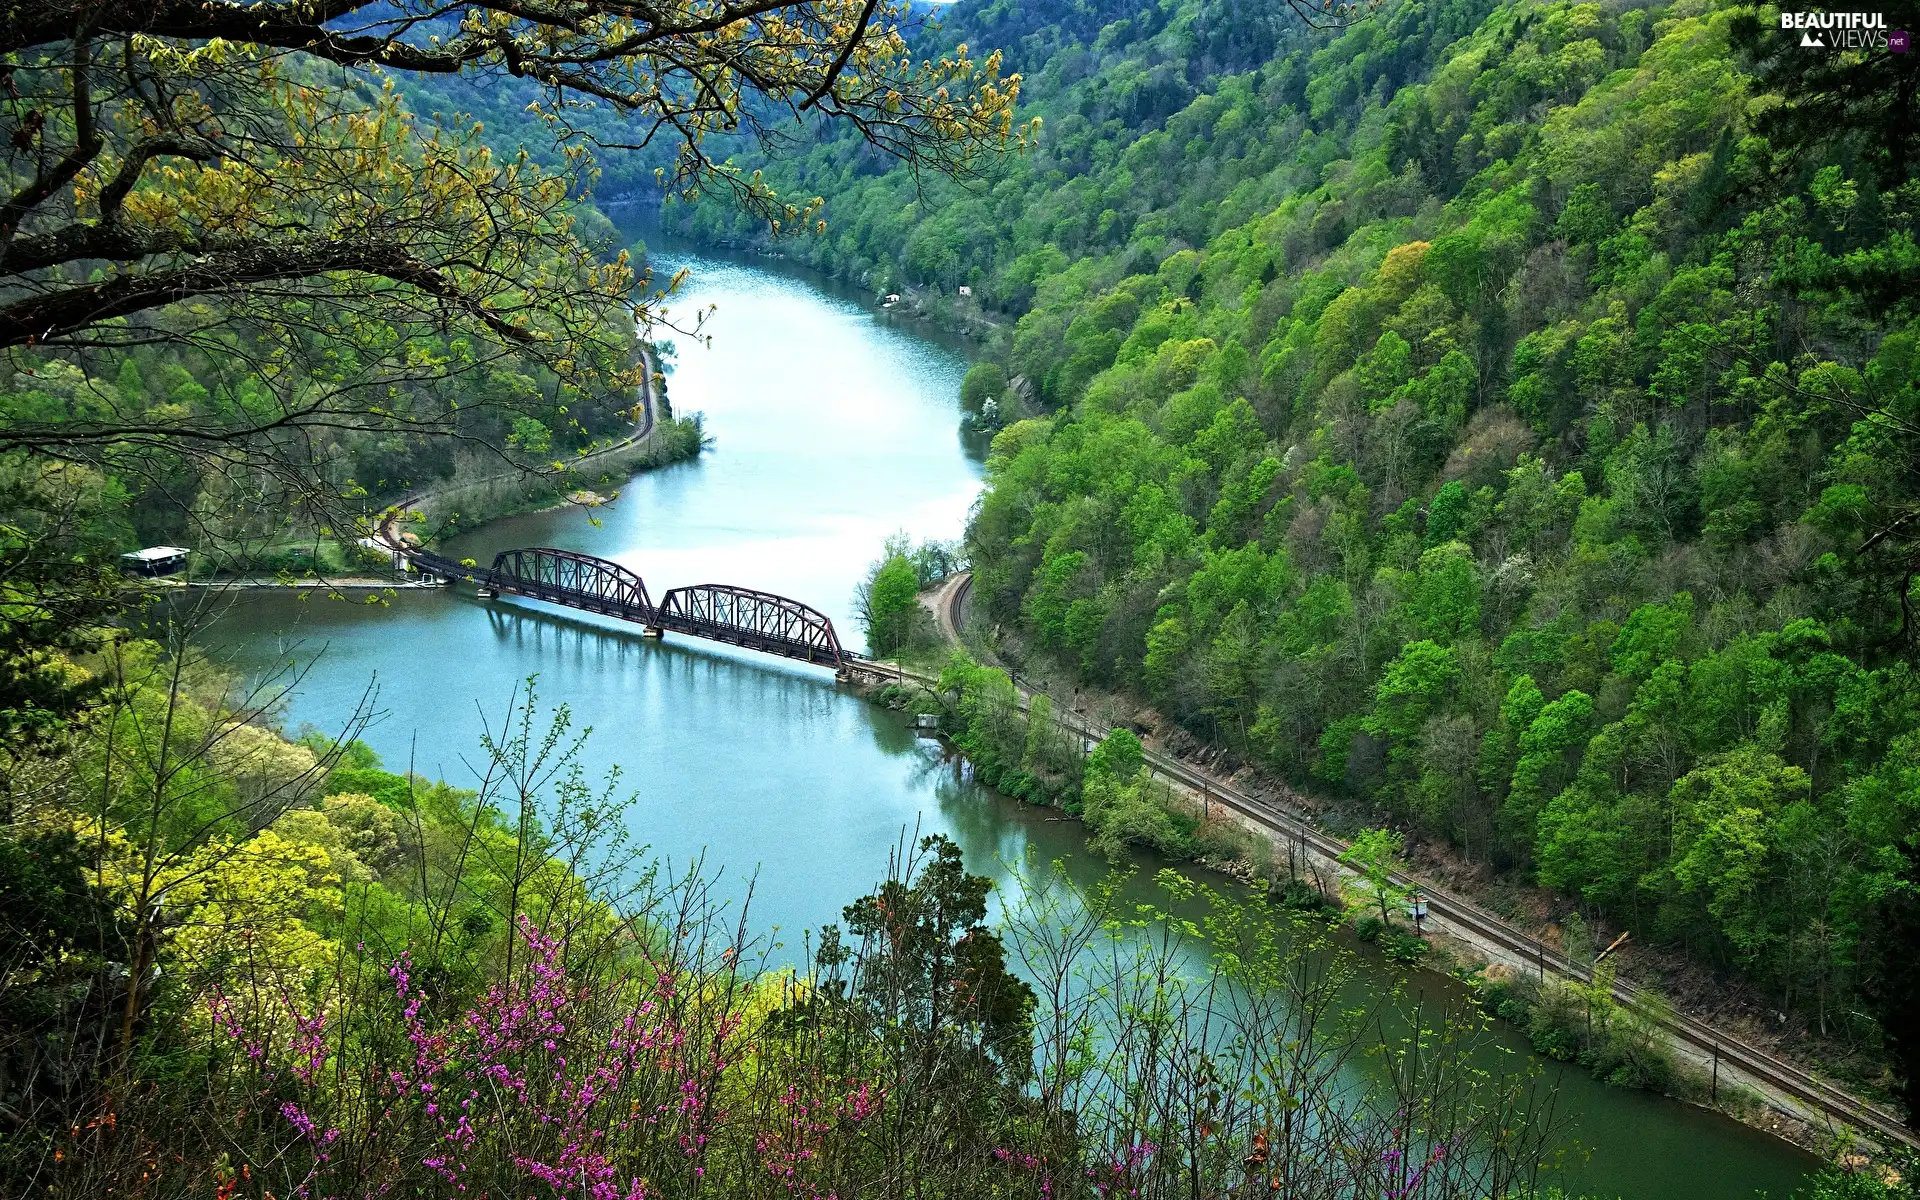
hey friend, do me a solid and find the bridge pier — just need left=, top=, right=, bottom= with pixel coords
left=836, top=659, right=892, bottom=686
left=644, top=626, right=664, bottom=639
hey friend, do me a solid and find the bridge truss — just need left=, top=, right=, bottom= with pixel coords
left=656, top=584, right=845, bottom=665
left=401, top=546, right=852, bottom=669
left=491, top=547, right=653, bottom=621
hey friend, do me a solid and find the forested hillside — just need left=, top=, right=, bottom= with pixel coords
left=0, top=58, right=650, bottom=568
left=668, top=0, right=1920, bottom=1113
left=4, top=312, right=644, bottom=563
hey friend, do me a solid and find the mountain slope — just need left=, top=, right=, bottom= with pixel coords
left=668, top=0, right=1920, bottom=1117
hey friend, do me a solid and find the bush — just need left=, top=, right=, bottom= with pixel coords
left=1805, top=1160, right=1917, bottom=1200
left=1084, top=768, right=1192, bottom=861
left=645, top=413, right=706, bottom=462
left=1355, top=915, right=1385, bottom=942
left=937, top=652, right=1083, bottom=808
left=1528, top=1017, right=1582, bottom=1062
left=1078, top=729, right=1222, bottom=862
left=1498, top=971, right=1675, bottom=1090
left=1192, top=814, right=1255, bottom=864
left=1274, top=877, right=1333, bottom=911
left=1384, top=930, right=1431, bottom=963
left=960, top=361, right=1009, bottom=412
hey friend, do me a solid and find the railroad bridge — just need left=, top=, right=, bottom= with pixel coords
left=403, top=546, right=876, bottom=675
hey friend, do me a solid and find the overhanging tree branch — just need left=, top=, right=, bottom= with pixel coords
left=0, top=238, right=537, bottom=349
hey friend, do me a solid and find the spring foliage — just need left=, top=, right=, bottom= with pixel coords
left=1, top=648, right=1569, bottom=1198
left=676, top=0, right=1920, bottom=1109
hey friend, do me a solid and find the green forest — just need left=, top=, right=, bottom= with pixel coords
left=0, top=40, right=708, bottom=581
left=670, top=0, right=1920, bottom=1117
left=5, top=0, right=1920, bottom=1190
left=2, top=312, right=656, bottom=567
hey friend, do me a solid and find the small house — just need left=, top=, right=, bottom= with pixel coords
left=884, top=293, right=901, bottom=306
left=958, top=285, right=973, bottom=296
left=120, top=546, right=191, bottom=577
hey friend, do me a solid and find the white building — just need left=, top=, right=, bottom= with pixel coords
left=120, top=546, right=191, bottom=576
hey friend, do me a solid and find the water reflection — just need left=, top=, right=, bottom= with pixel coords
left=195, top=250, right=1818, bottom=1200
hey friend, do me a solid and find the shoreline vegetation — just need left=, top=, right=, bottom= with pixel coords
left=862, top=643, right=1859, bottom=1157
left=171, top=343, right=705, bottom=587
left=392, top=343, right=706, bottom=548
left=845, top=546, right=1909, bottom=1163
left=0, top=252, right=1865, bottom=1199
left=106, top=242, right=1879, bottom=1182
left=655, top=0, right=1920, bottom=1171
left=23, top=283, right=1819, bottom=1196
left=4, top=632, right=1589, bottom=1200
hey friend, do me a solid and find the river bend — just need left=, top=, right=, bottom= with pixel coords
left=201, top=250, right=1817, bottom=1199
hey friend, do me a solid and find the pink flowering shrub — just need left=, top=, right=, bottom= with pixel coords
left=43, top=825, right=1555, bottom=1200
left=240, top=918, right=900, bottom=1200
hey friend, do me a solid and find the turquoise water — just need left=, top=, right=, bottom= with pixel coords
left=197, top=252, right=1820, bottom=1199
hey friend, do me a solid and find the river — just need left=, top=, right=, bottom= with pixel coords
left=198, top=249, right=1818, bottom=1199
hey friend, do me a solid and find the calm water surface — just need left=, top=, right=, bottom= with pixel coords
left=198, top=252, right=1818, bottom=1199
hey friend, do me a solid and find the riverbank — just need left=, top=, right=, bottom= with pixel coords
left=889, top=570, right=1914, bottom=1161
left=910, top=572, right=1904, bottom=1159
left=391, top=342, right=703, bottom=546
left=197, top=248, right=1829, bottom=1199
left=165, top=577, right=443, bottom=591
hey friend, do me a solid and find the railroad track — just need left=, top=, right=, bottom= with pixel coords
left=934, top=572, right=1917, bottom=1150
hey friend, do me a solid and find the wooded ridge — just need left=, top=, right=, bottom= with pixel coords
left=669, top=0, right=1920, bottom=1128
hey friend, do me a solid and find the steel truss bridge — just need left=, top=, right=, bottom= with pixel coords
left=404, top=546, right=860, bottom=670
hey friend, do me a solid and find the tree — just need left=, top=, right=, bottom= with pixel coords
left=1086, top=728, right=1145, bottom=782
left=0, top=827, right=134, bottom=1129
left=1668, top=745, right=1811, bottom=959
left=1340, top=827, right=1409, bottom=926
left=857, top=554, right=922, bottom=656
left=1408, top=541, right=1481, bottom=641
left=0, top=0, right=1031, bottom=562
left=839, top=834, right=1036, bottom=1077
left=1731, top=2, right=1920, bottom=191
left=0, top=463, right=129, bottom=775
left=1365, top=640, right=1459, bottom=746
left=0, top=0, right=1027, bottom=350
left=74, top=639, right=368, bottom=1067
left=1504, top=690, right=1594, bottom=844
left=1077, top=728, right=1191, bottom=861
left=960, top=362, right=1009, bottom=412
